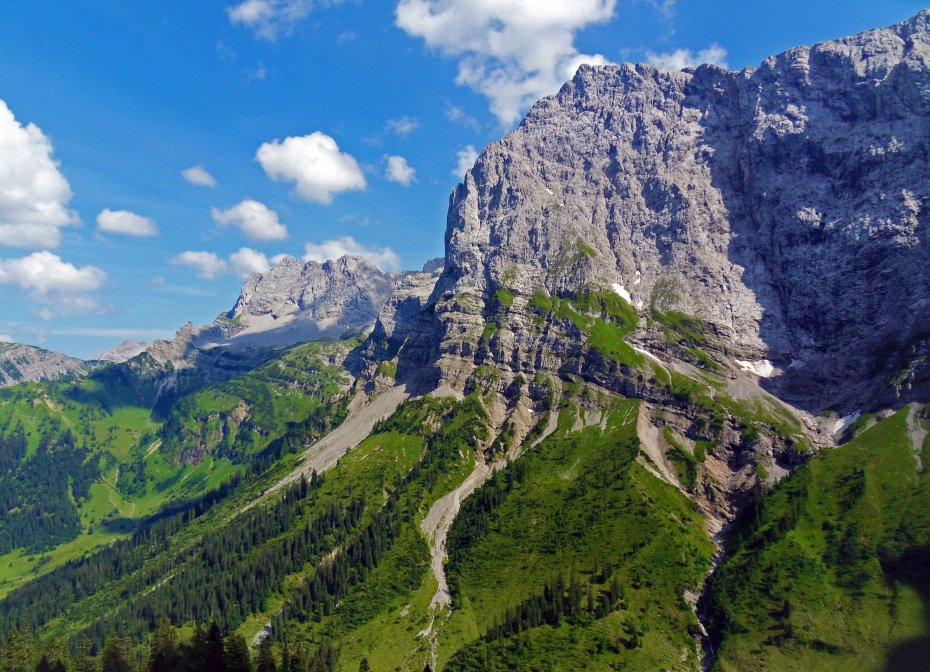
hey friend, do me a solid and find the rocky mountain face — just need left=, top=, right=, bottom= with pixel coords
left=226, top=256, right=396, bottom=342
left=93, top=340, right=148, bottom=364
left=0, top=342, right=86, bottom=387
left=391, top=10, right=930, bottom=417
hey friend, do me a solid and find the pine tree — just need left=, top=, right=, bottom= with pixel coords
left=73, top=637, right=98, bottom=672
left=358, top=659, right=370, bottom=672
left=285, top=646, right=304, bottom=672
left=205, top=623, right=226, bottom=672
left=187, top=625, right=209, bottom=672
left=2, top=629, right=38, bottom=672
left=256, top=641, right=276, bottom=672
left=101, top=636, right=132, bottom=672
left=223, top=634, right=251, bottom=672
left=146, top=618, right=180, bottom=672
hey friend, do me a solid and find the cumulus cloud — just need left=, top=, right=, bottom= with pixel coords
left=229, top=247, right=272, bottom=278
left=0, top=334, right=13, bottom=343
left=0, top=251, right=105, bottom=295
left=385, top=156, right=416, bottom=185
left=303, top=236, right=400, bottom=271
left=227, top=0, right=312, bottom=40
left=452, top=145, right=478, bottom=177
left=646, top=43, right=728, bottom=70
left=0, top=100, right=77, bottom=248
left=96, top=209, right=159, bottom=237
left=257, top=132, right=367, bottom=204
left=396, top=0, right=616, bottom=125
left=182, top=165, right=217, bottom=187
left=0, top=252, right=106, bottom=318
left=170, top=251, right=228, bottom=280
left=211, top=199, right=288, bottom=241
left=385, top=116, right=419, bottom=136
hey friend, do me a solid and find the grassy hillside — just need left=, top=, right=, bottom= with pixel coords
left=0, top=339, right=355, bottom=597
left=439, top=400, right=713, bottom=671
left=707, top=404, right=930, bottom=671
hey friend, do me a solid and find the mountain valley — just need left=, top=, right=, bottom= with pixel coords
left=1, top=11, right=929, bottom=672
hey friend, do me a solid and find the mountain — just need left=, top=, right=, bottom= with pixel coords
left=0, top=342, right=86, bottom=387
left=391, top=9, right=930, bottom=416
left=0, top=12, right=929, bottom=672
left=93, top=340, right=148, bottom=364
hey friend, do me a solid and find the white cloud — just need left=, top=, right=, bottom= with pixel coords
left=396, top=0, right=616, bottom=124
left=0, top=252, right=106, bottom=318
left=0, top=334, right=13, bottom=343
left=646, top=43, right=728, bottom=70
left=229, top=247, right=272, bottom=278
left=303, top=236, right=400, bottom=271
left=170, top=251, right=228, bottom=280
left=43, top=294, right=105, bottom=318
left=257, top=132, right=367, bottom=204
left=211, top=199, right=288, bottom=241
left=445, top=103, right=482, bottom=132
left=452, top=145, right=478, bottom=177
left=182, top=165, right=217, bottom=187
left=227, top=0, right=312, bottom=40
left=0, top=251, right=105, bottom=295
left=0, top=100, right=77, bottom=248
left=385, top=116, right=419, bottom=136
left=96, top=209, right=159, bottom=237
left=385, top=155, right=416, bottom=185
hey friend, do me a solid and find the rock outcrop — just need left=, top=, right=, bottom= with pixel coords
left=392, top=10, right=930, bottom=414
left=205, top=255, right=396, bottom=350
left=0, top=343, right=86, bottom=387
left=93, top=341, right=148, bottom=364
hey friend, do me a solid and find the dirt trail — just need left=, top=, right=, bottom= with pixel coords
left=242, top=384, right=410, bottom=512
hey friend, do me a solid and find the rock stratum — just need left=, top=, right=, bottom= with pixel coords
left=392, top=10, right=930, bottom=415
left=0, top=342, right=86, bottom=387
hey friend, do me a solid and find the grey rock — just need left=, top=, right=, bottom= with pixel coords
left=93, top=340, right=148, bottom=364
left=394, top=10, right=930, bottom=413
left=0, top=342, right=86, bottom=387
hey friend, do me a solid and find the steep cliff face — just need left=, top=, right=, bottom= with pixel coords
left=216, top=255, right=396, bottom=348
left=0, top=342, right=86, bottom=387
left=396, top=10, right=930, bottom=414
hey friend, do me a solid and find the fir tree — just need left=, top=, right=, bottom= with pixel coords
left=146, top=618, right=180, bottom=672
left=223, top=634, right=251, bottom=672
left=256, top=641, right=276, bottom=672
left=205, top=623, right=226, bottom=672
left=100, top=636, right=131, bottom=672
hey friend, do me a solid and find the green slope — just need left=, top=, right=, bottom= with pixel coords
left=707, top=404, right=930, bottom=671
left=0, top=339, right=355, bottom=597
left=439, top=400, right=713, bottom=671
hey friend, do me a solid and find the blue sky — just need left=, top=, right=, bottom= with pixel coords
left=0, top=0, right=925, bottom=358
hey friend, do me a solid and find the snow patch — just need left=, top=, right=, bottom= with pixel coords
left=736, top=359, right=775, bottom=378
left=612, top=282, right=632, bottom=304
left=633, top=345, right=663, bottom=365
left=832, top=411, right=861, bottom=435
left=633, top=270, right=642, bottom=286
